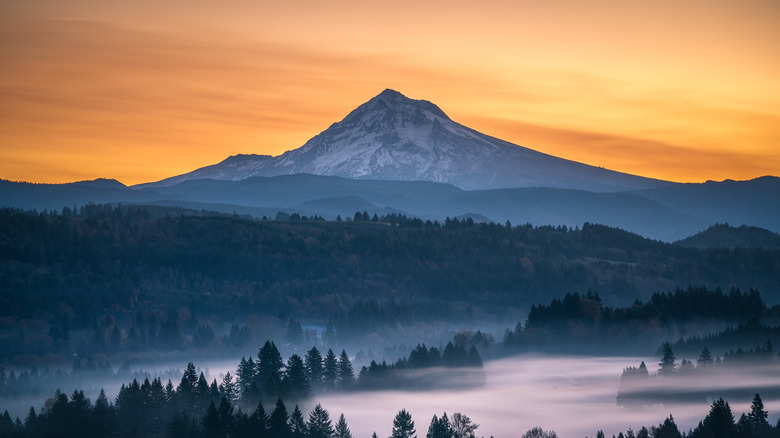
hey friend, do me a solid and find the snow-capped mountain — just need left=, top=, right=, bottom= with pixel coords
left=137, top=89, right=669, bottom=192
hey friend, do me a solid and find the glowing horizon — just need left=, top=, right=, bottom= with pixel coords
left=1, top=0, right=779, bottom=185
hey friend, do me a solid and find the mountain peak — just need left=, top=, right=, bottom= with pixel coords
left=137, top=90, right=672, bottom=192
left=359, top=89, right=450, bottom=121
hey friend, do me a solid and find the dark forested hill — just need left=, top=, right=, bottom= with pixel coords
left=676, top=223, right=780, bottom=249
left=2, top=205, right=779, bottom=326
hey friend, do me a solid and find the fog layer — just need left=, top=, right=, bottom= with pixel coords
left=315, top=355, right=780, bottom=437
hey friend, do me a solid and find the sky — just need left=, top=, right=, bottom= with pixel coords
left=1, top=0, right=778, bottom=185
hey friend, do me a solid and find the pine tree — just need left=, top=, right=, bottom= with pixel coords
left=391, top=409, right=416, bottom=438
left=334, top=414, right=353, bottom=438
left=218, top=396, right=235, bottom=437
left=93, top=388, right=117, bottom=438
left=426, top=413, right=452, bottom=438
left=201, top=401, right=223, bottom=438
left=337, top=350, right=355, bottom=389
left=220, top=372, right=239, bottom=406
left=305, top=347, right=324, bottom=390
left=236, top=357, right=257, bottom=395
left=289, top=405, right=307, bottom=438
left=285, top=354, right=311, bottom=400
left=268, top=398, right=291, bottom=438
left=323, top=349, right=338, bottom=390
left=658, top=343, right=676, bottom=377
left=736, top=414, right=752, bottom=438
left=651, top=415, right=681, bottom=438
left=748, top=393, right=770, bottom=437
left=253, top=400, right=268, bottom=433
left=258, top=341, right=284, bottom=384
left=307, top=404, right=334, bottom=438
left=691, top=398, right=735, bottom=438
left=697, top=347, right=714, bottom=368
left=179, top=362, right=199, bottom=410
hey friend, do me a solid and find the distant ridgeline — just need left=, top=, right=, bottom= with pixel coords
left=502, top=287, right=780, bottom=354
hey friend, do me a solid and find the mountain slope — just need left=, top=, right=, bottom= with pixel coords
left=136, top=89, right=671, bottom=192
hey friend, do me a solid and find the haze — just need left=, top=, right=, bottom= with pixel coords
left=7, top=355, right=778, bottom=437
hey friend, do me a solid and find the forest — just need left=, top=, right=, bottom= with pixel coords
left=2, top=205, right=779, bottom=363
left=2, top=204, right=780, bottom=436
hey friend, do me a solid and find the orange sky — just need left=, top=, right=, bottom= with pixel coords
left=1, top=0, right=778, bottom=185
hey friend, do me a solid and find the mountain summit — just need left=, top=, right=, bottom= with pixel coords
left=138, top=89, right=669, bottom=191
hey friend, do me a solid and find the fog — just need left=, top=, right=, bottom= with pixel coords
left=3, top=354, right=779, bottom=437
left=313, top=355, right=780, bottom=437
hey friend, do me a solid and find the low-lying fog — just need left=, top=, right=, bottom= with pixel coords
left=4, top=355, right=779, bottom=437
left=314, top=355, right=780, bottom=437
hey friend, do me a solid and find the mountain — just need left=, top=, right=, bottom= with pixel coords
left=136, top=89, right=671, bottom=192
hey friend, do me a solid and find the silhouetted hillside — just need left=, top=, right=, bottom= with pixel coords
left=676, top=223, right=780, bottom=249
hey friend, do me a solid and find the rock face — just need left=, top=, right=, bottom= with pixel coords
left=138, top=89, right=670, bottom=192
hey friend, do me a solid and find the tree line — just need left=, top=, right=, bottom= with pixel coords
left=591, top=394, right=780, bottom=438
left=502, top=286, right=774, bottom=354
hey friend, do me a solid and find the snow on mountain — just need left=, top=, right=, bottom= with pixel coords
left=135, top=89, right=670, bottom=192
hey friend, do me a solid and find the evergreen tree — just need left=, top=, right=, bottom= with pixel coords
left=637, top=361, right=649, bottom=377
left=93, top=388, right=117, bottom=438
left=253, top=400, right=269, bottom=435
left=201, top=401, right=223, bottom=438
left=289, top=405, right=307, bottom=438
left=323, top=349, right=338, bottom=390
left=235, top=400, right=268, bottom=438
left=218, top=396, right=235, bottom=437
left=651, top=415, right=682, bottom=438
left=179, top=362, right=199, bottom=410
left=736, top=414, right=753, bottom=438
left=426, top=413, right=452, bottom=438
left=258, top=341, right=284, bottom=384
left=658, top=343, right=676, bottom=377
left=692, top=398, right=735, bottom=438
left=305, top=347, right=324, bottom=390
left=220, top=371, right=239, bottom=406
left=285, top=354, right=312, bottom=400
left=236, top=357, right=257, bottom=395
left=338, top=350, right=355, bottom=389
left=268, top=398, right=291, bottom=438
left=334, top=414, right=353, bottom=438
left=307, top=404, right=334, bottom=438
left=391, top=409, right=416, bottom=438
left=748, top=393, right=770, bottom=438
left=697, top=346, right=714, bottom=368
